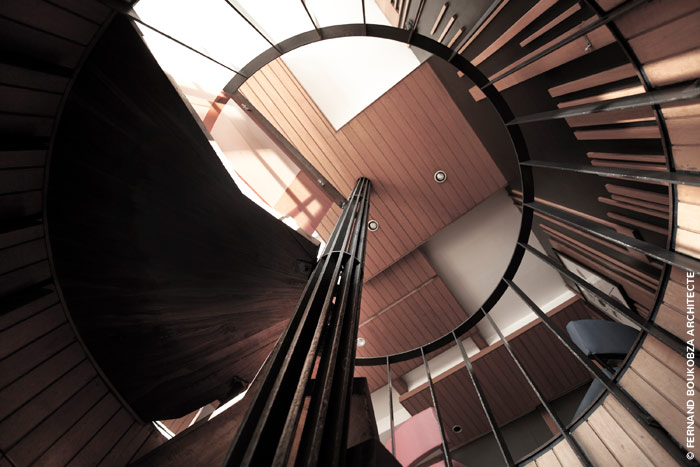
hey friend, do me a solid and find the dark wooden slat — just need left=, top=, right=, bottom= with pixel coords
left=0, top=342, right=84, bottom=419
left=32, top=394, right=121, bottom=466
left=0, top=303, right=65, bottom=359
left=5, top=377, right=106, bottom=465
left=0, top=323, right=74, bottom=389
left=98, top=422, right=154, bottom=467
left=68, top=408, right=133, bottom=466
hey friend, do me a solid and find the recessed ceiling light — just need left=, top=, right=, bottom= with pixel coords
left=367, top=220, right=379, bottom=231
left=452, top=425, right=462, bottom=433
left=357, top=337, right=366, bottom=347
left=434, top=170, right=447, bottom=183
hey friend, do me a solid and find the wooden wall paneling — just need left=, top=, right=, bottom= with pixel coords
left=585, top=404, right=655, bottom=466
left=678, top=202, right=700, bottom=233
left=654, top=304, right=686, bottom=340
left=0, top=303, right=66, bottom=361
left=551, top=440, right=583, bottom=467
left=619, top=336, right=696, bottom=445
left=676, top=228, right=700, bottom=259
left=662, top=97, right=700, bottom=171
left=643, top=48, right=700, bottom=88
left=0, top=360, right=96, bottom=449
left=602, top=395, right=676, bottom=466
left=68, top=407, right=134, bottom=466
left=0, top=342, right=86, bottom=419
left=627, top=9, right=700, bottom=65
left=534, top=449, right=562, bottom=467
left=98, top=421, right=155, bottom=466
left=31, top=393, right=121, bottom=466
left=6, top=377, right=106, bottom=466
left=572, top=422, right=620, bottom=466
left=0, top=323, right=75, bottom=389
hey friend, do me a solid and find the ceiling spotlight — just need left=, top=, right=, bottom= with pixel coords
left=434, top=170, right=447, bottom=183
left=357, top=337, right=366, bottom=347
left=367, top=220, right=379, bottom=231
left=452, top=425, right=463, bottom=433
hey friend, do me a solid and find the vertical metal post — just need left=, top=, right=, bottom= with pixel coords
left=452, top=332, right=514, bottom=466
left=480, top=309, right=592, bottom=467
left=223, top=178, right=371, bottom=467
left=387, top=356, right=395, bottom=456
left=420, top=347, right=452, bottom=466
left=505, top=277, right=697, bottom=466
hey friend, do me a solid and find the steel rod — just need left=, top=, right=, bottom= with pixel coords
left=96, top=0, right=247, bottom=77
left=521, top=160, right=700, bottom=187
left=481, top=309, right=592, bottom=467
left=407, top=0, right=427, bottom=43
left=387, top=357, right=396, bottom=456
left=449, top=0, right=505, bottom=61
left=505, top=277, right=696, bottom=466
left=224, top=178, right=371, bottom=466
left=524, top=201, right=700, bottom=274
left=507, top=79, right=700, bottom=125
left=274, top=181, right=365, bottom=465
left=421, top=347, right=452, bottom=466
left=300, top=0, right=322, bottom=38
left=518, top=241, right=688, bottom=356
left=222, top=0, right=281, bottom=53
left=481, top=0, right=647, bottom=88
left=453, top=332, right=514, bottom=466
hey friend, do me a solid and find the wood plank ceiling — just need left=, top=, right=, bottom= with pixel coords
left=238, top=59, right=506, bottom=392
left=240, top=60, right=507, bottom=280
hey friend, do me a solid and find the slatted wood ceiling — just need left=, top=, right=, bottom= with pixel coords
left=240, top=59, right=506, bottom=280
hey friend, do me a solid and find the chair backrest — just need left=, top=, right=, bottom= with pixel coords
left=566, top=319, right=638, bottom=358
left=384, top=407, right=446, bottom=466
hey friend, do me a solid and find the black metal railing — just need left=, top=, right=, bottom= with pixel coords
left=223, top=178, right=371, bottom=466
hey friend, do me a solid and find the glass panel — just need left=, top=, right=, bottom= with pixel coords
left=134, top=0, right=270, bottom=71
left=231, top=0, right=316, bottom=45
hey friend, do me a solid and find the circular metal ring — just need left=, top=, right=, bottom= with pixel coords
left=222, top=23, right=533, bottom=365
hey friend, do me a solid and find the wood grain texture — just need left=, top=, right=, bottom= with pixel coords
left=241, top=60, right=505, bottom=280
left=47, top=18, right=317, bottom=420
left=548, top=64, right=637, bottom=98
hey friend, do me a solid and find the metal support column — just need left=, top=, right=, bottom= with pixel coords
left=387, top=356, right=396, bottom=456
left=420, top=348, right=452, bottom=466
left=223, top=178, right=371, bottom=467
